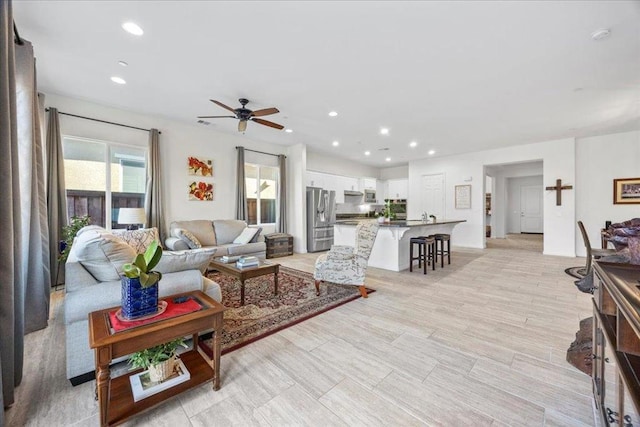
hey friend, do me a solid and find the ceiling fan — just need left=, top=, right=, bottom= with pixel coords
left=198, top=98, right=284, bottom=132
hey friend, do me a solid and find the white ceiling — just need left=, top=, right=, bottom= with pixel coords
left=12, top=1, right=640, bottom=167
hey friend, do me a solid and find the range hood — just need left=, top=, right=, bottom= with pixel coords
left=344, top=190, right=363, bottom=196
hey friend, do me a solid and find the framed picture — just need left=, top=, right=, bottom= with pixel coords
left=187, top=156, right=213, bottom=177
left=188, top=181, right=213, bottom=201
left=614, top=177, right=640, bottom=204
left=455, top=185, right=471, bottom=209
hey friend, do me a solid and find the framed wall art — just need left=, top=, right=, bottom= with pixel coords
left=614, top=177, right=640, bottom=204
left=188, top=181, right=214, bottom=201
left=187, top=156, right=213, bottom=177
left=455, top=184, right=471, bottom=209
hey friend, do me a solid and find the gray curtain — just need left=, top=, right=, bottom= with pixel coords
left=145, top=129, right=167, bottom=243
left=235, top=146, right=248, bottom=221
left=276, top=154, right=287, bottom=233
left=1, top=1, right=51, bottom=415
left=46, top=107, right=68, bottom=285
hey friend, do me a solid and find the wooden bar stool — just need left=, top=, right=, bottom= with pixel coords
left=433, top=234, right=451, bottom=268
left=409, top=236, right=435, bottom=274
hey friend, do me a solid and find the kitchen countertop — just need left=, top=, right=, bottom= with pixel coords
left=335, top=219, right=466, bottom=227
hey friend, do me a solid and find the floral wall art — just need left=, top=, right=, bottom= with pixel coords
left=187, top=156, right=213, bottom=177
left=188, top=181, right=214, bottom=201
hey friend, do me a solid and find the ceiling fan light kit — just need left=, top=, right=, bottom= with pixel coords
left=198, top=98, right=284, bottom=132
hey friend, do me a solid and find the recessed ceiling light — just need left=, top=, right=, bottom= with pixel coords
left=380, top=128, right=389, bottom=135
left=285, top=128, right=293, bottom=133
left=118, top=60, right=128, bottom=67
left=328, top=111, right=338, bottom=117
left=385, top=157, right=391, bottom=162
left=364, top=151, right=371, bottom=156
left=332, top=141, right=339, bottom=147
left=591, top=28, right=611, bottom=41
left=110, top=76, right=126, bottom=85
left=428, top=149, right=435, bottom=155
left=122, top=22, right=144, bottom=36
left=409, top=141, right=417, bottom=148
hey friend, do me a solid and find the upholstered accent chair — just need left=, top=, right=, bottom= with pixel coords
left=314, top=221, right=379, bottom=298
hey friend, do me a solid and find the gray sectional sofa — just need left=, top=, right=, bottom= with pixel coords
left=64, top=226, right=222, bottom=384
left=165, top=219, right=266, bottom=258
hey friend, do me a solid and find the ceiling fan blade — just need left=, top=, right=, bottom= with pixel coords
left=210, top=99, right=237, bottom=113
left=251, top=107, right=279, bottom=117
left=238, top=120, right=248, bottom=132
left=197, top=115, right=237, bottom=119
left=251, top=118, right=284, bottom=130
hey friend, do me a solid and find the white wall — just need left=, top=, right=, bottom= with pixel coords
left=575, top=130, right=640, bottom=256
left=409, top=138, right=575, bottom=256
left=380, top=165, right=408, bottom=180
left=306, top=150, right=379, bottom=178
left=45, top=93, right=293, bottom=238
left=506, top=175, right=543, bottom=233
left=286, top=143, right=307, bottom=253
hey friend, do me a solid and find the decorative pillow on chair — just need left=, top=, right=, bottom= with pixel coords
left=174, top=228, right=202, bottom=249
left=233, top=227, right=260, bottom=245
left=112, top=227, right=160, bottom=253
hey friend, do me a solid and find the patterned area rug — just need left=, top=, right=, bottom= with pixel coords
left=201, top=266, right=372, bottom=355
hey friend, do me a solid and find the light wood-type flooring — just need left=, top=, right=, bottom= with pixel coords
left=486, top=233, right=544, bottom=253
left=5, top=244, right=596, bottom=426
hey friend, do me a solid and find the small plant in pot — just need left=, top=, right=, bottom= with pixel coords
left=128, top=338, right=188, bottom=382
left=121, top=240, right=163, bottom=320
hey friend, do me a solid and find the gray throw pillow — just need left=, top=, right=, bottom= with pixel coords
left=174, top=228, right=202, bottom=249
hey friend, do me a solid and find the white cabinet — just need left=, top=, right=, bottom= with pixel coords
left=306, top=171, right=324, bottom=188
left=359, top=177, right=377, bottom=191
left=387, top=179, right=408, bottom=199
left=377, top=180, right=388, bottom=201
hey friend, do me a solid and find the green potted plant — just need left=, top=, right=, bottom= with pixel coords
left=59, top=215, right=92, bottom=263
left=121, top=240, right=163, bottom=320
left=128, top=338, right=188, bottom=382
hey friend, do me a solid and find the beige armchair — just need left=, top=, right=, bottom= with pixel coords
left=314, top=221, right=379, bottom=298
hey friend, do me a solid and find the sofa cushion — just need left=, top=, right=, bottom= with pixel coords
left=74, top=230, right=136, bottom=282
left=112, top=227, right=160, bottom=253
left=174, top=228, right=202, bottom=249
left=213, top=220, right=247, bottom=245
left=171, top=220, right=217, bottom=246
left=233, top=227, right=260, bottom=245
left=155, top=248, right=217, bottom=274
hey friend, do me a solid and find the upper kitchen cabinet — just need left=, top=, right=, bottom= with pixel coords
left=359, top=177, right=377, bottom=191
left=306, top=171, right=325, bottom=188
left=387, top=178, right=408, bottom=199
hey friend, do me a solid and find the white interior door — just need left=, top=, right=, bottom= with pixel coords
left=520, top=185, right=543, bottom=233
left=421, top=174, right=445, bottom=219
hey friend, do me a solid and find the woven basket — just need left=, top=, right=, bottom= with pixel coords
left=148, top=357, right=176, bottom=382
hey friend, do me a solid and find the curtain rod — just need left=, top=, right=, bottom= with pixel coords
left=13, top=21, right=24, bottom=45
left=45, top=108, right=161, bottom=134
left=236, top=146, right=285, bottom=158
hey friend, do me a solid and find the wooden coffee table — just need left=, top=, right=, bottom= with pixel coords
left=209, top=258, right=279, bottom=306
left=88, top=290, right=225, bottom=427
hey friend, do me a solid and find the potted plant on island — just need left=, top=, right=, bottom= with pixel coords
left=121, top=240, right=163, bottom=320
left=128, top=338, right=188, bottom=382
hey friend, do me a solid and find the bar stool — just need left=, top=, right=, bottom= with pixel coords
left=433, top=234, right=451, bottom=268
left=409, top=236, right=435, bottom=274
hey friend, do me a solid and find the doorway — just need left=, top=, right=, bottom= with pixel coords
left=520, top=185, right=543, bottom=233
left=420, top=173, right=445, bottom=219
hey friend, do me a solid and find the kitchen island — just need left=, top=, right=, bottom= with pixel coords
left=333, top=219, right=466, bottom=271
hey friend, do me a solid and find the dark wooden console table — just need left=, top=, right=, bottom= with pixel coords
left=592, top=261, right=640, bottom=426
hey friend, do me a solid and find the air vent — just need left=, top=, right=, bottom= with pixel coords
left=378, top=147, right=390, bottom=151
left=197, top=119, right=211, bottom=125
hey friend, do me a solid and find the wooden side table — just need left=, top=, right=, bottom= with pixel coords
left=88, top=290, right=225, bottom=426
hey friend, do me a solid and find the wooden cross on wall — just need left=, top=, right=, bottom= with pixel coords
left=546, top=179, right=573, bottom=206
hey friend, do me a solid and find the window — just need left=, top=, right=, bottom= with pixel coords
left=62, top=136, right=147, bottom=229
left=245, top=163, right=278, bottom=225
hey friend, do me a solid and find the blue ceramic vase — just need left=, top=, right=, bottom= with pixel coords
left=121, top=276, right=159, bottom=320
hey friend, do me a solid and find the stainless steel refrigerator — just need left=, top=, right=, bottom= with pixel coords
left=306, top=187, right=336, bottom=252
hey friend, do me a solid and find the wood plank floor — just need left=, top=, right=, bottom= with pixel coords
left=5, top=245, right=597, bottom=426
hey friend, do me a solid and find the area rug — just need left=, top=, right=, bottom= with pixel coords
left=200, top=266, right=373, bottom=356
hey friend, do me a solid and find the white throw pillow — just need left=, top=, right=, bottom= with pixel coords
left=233, top=227, right=260, bottom=245
left=112, top=227, right=160, bottom=253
